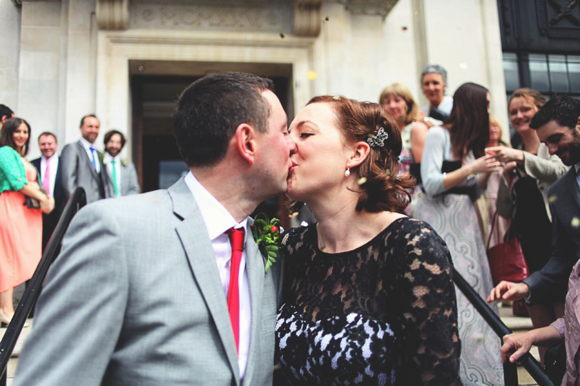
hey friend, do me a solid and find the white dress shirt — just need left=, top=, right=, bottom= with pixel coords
left=79, top=137, right=100, bottom=173
left=104, top=153, right=122, bottom=196
left=40, top=155, right=59, bottom=197
left=184, top=172, right=251, bottom=379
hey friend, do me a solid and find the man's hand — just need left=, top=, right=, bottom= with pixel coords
left=487, top=281, right=530, bottom=302
left=501, top=332, right=534, bottom=363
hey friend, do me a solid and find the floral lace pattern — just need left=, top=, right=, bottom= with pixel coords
left=276, top=217, right=461, bottom=385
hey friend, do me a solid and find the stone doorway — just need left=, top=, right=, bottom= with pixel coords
left=130, top=60, right=293, bottom=224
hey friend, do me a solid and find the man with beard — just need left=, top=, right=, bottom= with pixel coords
left=488, top=96, right=580, bottom=384
left=103, top=130, right=140, bottom=197
left=59, top=115, right=109, bottom=204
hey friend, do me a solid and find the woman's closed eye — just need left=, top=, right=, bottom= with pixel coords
left=300, top=133, right=314, bottom=138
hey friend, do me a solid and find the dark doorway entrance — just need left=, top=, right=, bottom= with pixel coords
left=130, top=61, right=293, bottom=225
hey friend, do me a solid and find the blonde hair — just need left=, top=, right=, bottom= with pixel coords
left=378, top=83, right=421, bottom=125
left=508, top=88, right=547, bottom=112
left=489, top=116, right=509, bottom=147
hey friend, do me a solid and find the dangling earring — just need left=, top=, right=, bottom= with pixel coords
left=345, top=168, right=351, bottom=177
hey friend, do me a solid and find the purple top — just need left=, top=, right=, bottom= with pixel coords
left=550, top=259, right=580, bottom=385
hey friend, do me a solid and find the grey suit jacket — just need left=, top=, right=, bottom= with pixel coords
left=104, top=159, right=140, bottom=196
left=59, top=141, right=109, bottom=204
left=15, top=179, right=283, bottom=386
left=524, top=167, right=580, bottom=305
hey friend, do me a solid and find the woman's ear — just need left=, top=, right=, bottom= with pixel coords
left=346, top=141, right=371, bottom=169
left=234, top=123, right=257, bottom=164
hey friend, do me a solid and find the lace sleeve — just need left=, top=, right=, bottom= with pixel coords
left=393, top=220, right=461, bottom=385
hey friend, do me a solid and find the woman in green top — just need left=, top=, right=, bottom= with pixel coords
left=0, top=118, right=54, bottom=325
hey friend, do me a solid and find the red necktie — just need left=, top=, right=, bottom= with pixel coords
left=226, top=227, right=245, bottom=354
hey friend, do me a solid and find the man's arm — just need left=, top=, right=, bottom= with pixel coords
left=126, top=163, right=141, bottom=195
left=58, top=144, right=78, bottom=198
left=14, top=204, right=129, bottom=386
left=523, top=210, right=576, bottom=304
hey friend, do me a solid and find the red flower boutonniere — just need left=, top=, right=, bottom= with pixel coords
left=251, top=214, right=283, bottom=273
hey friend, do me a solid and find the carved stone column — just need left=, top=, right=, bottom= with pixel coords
left=96, top=0, right=129, bottom=30
left=294, top=0, right=324, bottom=37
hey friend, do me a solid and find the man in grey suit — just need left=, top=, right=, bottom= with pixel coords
left=15, top=72, right=296, bottom=385
left=103, top=129, right=140, bottom=197
left=59, top=115, right=109, bottom=204
left=488, top=96, right=580, bottom=306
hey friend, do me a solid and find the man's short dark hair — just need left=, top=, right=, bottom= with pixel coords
left=173, top=72, right=274, bottom=167
left=104, top=129, right=126, bottom=149
left=530, top=96, right=580, bottom=130
left=38, top=131, right=57, bottom=143
left=0, top=104, right=14, bottom=121
left=80, top=114, right=98, bottom=127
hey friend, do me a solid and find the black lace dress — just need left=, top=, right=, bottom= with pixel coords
left=276, top=217, right=461, bottom=385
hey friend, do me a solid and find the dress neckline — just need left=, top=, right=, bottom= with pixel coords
left=309, top=217, right=408, bottom=257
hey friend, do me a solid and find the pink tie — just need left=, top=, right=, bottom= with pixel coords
left=42, top=158, right=50, bottom=194
left=226, top=227, right=244, bottom=354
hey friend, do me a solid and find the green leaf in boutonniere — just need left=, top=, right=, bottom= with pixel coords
left=121, top=159, right=128, bottom=167
left=251, top=213, right=283, bottom=273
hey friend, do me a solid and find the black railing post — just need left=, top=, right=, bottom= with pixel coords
left=452, top=267, right=554, bottom=386
left=503, top=351, right=519, bottom=385
left=0, top=188, right=86, bottom=381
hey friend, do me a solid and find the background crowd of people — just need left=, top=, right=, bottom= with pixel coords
left=1, top=66, right=579, bottom=385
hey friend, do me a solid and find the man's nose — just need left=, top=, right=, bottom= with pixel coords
left=287, top=135, right=297, bottom=155
left=547, top=143, right=558, bottom=155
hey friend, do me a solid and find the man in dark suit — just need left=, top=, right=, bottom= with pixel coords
left=0, top=104, right=14, bottom=131
left=488, top=95, right=580, bottom=305
left=59, top=115, right=110, bottom=204
left=31, top=132, right=66, bottom=250
left=103, top=130, right=140, bottom=197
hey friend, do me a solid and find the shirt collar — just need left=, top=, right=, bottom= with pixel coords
left=574, top=163, right=580, bottom=174
left=183, top=171, right=248, bottom=241
left=79, top=137, right=95, bottom=150
left=104, top=152, right=119, bottom=164
left=41, top=154, right=58, bottom=162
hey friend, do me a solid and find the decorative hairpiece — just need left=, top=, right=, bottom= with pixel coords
left=367, top=127, right=388, bottom=148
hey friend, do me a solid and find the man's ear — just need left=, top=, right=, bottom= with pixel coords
left=346, top=141, right=370, bottom=169
left=234, top=123, right=257, bottom=164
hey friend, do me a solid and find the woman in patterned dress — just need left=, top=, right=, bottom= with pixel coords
left=276, top=96, right=461, bottom=385
left=412, top=83, right=505, bottom=384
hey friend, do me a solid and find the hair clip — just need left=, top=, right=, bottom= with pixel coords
left=332, top=95, right=341, bottom=100
left=367, top=127, right=388, bottom=148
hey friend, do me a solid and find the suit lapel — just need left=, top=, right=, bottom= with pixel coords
left=242, top=230, right=265, bottom=386
left=169, top=180, right=240, bottom=383
left=563, top=167, right=580, bottom=209
left=76, top=141, right=100, bottom=180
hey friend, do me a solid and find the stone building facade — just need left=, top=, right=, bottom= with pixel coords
left=1, top=0, right=507, bottom=188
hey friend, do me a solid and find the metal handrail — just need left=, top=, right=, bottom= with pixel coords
left=0, top=188, right=86, bottom=382
left=452, top=267, right=554, bottom=386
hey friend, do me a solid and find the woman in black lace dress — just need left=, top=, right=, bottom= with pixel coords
left=276, top=96, right=461, bottom=385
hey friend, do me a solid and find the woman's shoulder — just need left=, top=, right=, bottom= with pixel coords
left=0, top=146, right=18, bottom=157
left=385, top=217, right=451, bottom=263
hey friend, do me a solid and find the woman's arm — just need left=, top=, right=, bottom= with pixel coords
left=410, top=122, right=429, bottom=163
left=20, top=183, right=55, bottom=213
left=396, top=221, right=461, bottom=385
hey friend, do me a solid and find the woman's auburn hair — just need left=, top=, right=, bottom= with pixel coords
left=378, top=82, right=422, bottom=125
left=290, top=96, right=415, bottom=214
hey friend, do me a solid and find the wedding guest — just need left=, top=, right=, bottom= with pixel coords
left=0, top=118, right=54, bottom=325
left=413, top=83, right=504, bottom=384
left=277, top=96, right=461, bottom=385
left=420, top=64, right=453, bottom=123
left=487, top=89, right=568, bottom=359
left=379, top=82, right=429, bottom=178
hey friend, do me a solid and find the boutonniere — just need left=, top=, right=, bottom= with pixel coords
left=121, top=159, right=128, bottom=167
left=98, top=152, right=104, bottom=164
left=251, top=214, right=283, bottom=273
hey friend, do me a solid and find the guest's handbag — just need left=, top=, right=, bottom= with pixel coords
left=23, top=171, right=47, bottom=209
left=486, top=211, right=528, bottom=285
